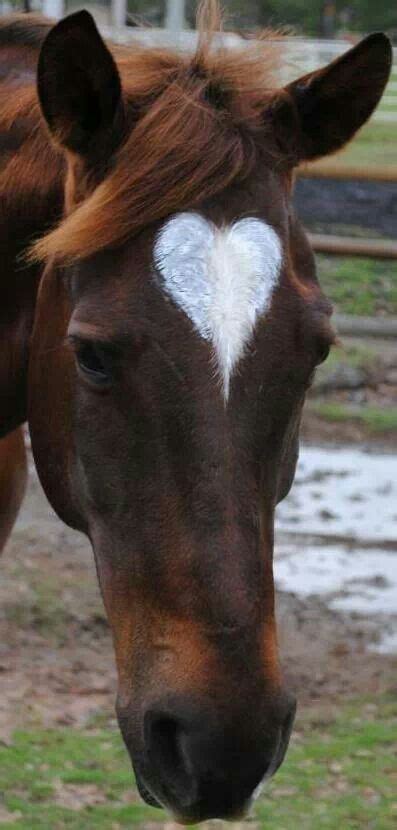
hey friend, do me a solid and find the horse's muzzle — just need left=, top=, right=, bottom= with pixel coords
left=120, top=692, right=296, bottom=823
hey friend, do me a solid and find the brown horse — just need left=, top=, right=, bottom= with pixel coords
left=0, top=2, right=391, bottom=822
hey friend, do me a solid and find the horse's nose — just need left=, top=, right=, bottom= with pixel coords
left=143, top=697, right=296, bottom=821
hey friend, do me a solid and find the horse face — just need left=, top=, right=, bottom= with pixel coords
left=39, top=173, right=333, bottom=820
left=28, top=8, right=391, bottom=822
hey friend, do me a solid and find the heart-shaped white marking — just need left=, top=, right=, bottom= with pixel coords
left=154, top=212, right=282, bottom=399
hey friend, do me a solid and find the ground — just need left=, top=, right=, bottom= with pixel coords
left=0, top=697, right=395, bottom=828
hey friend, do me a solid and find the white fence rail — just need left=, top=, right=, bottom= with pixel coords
left=0, top=3, right=395, bottom=124
left=99, top=26, right=397, bottom=126
left=104, top=30, right=397, bottom=126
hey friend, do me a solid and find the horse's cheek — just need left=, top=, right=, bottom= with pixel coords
left=28, top=266, right=87, bottom=534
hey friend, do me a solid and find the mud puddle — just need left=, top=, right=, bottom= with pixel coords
left=275, top=446, right=397, bottom=654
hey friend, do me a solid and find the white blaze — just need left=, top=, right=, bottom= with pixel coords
left=154, top=213, right=282, bottom=399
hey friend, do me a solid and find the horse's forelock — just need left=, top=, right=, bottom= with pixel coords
left=30, top=10, right=283, bottom=265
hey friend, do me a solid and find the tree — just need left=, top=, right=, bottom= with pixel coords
left=189, top=2, right=326, bottom=35
left=125, top=1, right=397, bottom=34
left=352, top=1, right=397, bottom=32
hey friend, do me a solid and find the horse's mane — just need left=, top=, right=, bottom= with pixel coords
left=0, top=13, right=51, bottom=48
left=26, top=1, right=283, bottom=263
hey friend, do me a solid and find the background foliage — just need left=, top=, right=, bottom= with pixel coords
left=126, top=1, right=397, bottom=35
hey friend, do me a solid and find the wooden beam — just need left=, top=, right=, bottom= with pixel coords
left=298, top=164, right=397, bottom=183
left=334, top=314, right=397, bottom=339
left=308, top=233, right=397, bottom=259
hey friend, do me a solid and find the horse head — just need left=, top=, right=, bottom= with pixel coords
left=27, top=5, right=391, bottom=821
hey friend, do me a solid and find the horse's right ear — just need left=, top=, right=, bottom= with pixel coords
left=273, top=33, right=392, bottom=164
left=37, top=11, right=123, bottom=158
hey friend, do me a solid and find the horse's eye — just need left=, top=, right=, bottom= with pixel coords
left=314, top=325, right=335, bottom=366
left=75, top=342, right=111, bottom=385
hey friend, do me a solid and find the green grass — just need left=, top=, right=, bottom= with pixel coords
left=0, top=697, right=395, bottom=829
left=309, top=402, right=397, bottom=433
left=311, top=341, right=379, bottom=391
left=380, top=102, right=397, bottom=112
left=310, top=121, right=397, bottom=169
left=312, top=340, right=381, bottom=384
left=316, top=342, right=379, bottom=376
left=0, top=729, right=159, bottom=829
left=316, top=255, right=397, bottom=316
left=3, top=577, right=69, bottom=637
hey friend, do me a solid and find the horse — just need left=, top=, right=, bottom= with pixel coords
left=0, top=1, right=391, bottom=822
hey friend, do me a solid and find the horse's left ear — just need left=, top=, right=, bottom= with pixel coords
left=37, top=11, right=123, bottom=158
left=274, top=33, right=392, bottom=163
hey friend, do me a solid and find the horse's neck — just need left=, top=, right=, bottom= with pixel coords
left=0, top=78, right=64, bottom=437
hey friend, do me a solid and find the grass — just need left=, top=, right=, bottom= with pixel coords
left=315, top=342, right=379, bottom=377
left=307, top=121, right=397, bottom=170
left=316, top=255, right=397, bottom=316
left=0, top=728, right=158, bottom=829
left=0, top=696, right=395, bottom=829
left=304, top=121, right=397, bottom=320
left=1, top=573, right=70, bottom=643
left=309, top=402, right=397, bottom=433
left=311, top=341, right=380, bottom=390
left=310, top=340, right=380, bottom=392
left=30, top=579, right=70, bottom=638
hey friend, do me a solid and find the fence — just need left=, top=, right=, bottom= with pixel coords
left=0, top=3, right=396, bottom=126
left=102, top=29, right=397, bottom=126
left=0, top=1, right=396, bottom=124
left=98, top=25, right=397, bottom=126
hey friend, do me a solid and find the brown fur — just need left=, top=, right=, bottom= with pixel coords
left=0, top=428, right=27, bottom=552
left=0, top=13, right=50, bottom=48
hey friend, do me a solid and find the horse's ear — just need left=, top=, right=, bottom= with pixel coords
left=37, top=11, right=123, bottom=158
left=274, top=33, right=392, bottom=163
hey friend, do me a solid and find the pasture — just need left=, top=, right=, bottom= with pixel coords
left=0, top=696, right=395, bottom=829
left=311, top=121, right=396, bottom=170
left=317, top=256, right=397, bottom=317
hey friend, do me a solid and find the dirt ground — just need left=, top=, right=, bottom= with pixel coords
left=301, top=409, right=397, bottom=447
left=1, top=436, right=395, bottom=749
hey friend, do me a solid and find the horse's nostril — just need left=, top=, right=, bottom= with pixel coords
left=143, top=699, right=295, bottom=821
left=145, top=711, right=197, bottom=807
left=151, top=716, right=183, bottom=776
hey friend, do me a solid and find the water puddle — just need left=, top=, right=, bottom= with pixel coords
left=275, top=446, right=397, bottom=654
left=276, top=446, right=396, bottom=544
left=275, top=544, right=397, bottom=612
